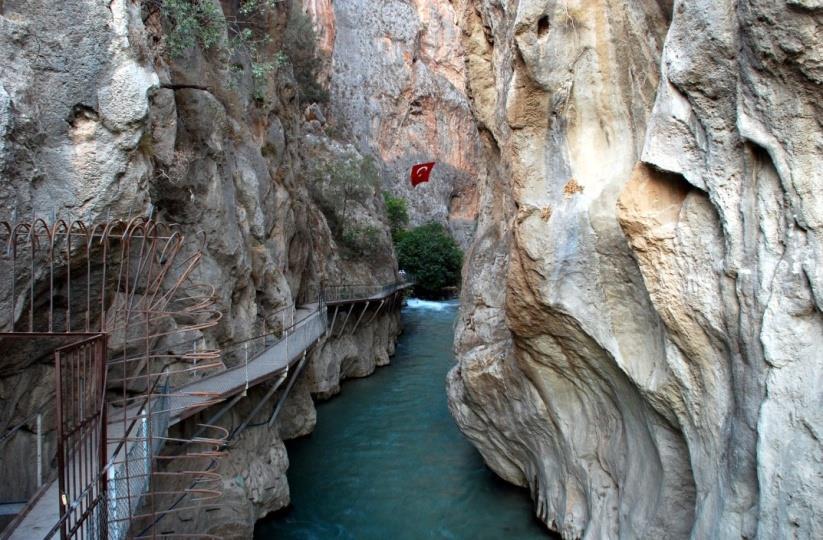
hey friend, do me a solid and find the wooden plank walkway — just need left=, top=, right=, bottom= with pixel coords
left=169, top=306, right=325, bottom=424
left=5, top=281, right=412, bottom=539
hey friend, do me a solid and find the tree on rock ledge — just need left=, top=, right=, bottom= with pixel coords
left=396, top=223, right=462, bottom=299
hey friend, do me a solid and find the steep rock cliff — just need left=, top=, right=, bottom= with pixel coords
left=0, top=0, right=402, bottom=535
left=302, top=0, right=483, bottom=246
left=448, top=0, right=821, bottom=538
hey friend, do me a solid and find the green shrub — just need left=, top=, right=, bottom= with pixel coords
left=383, top=193, right=409, bottom=243
left=310, top=155, right=379, bottom=227
left=282, top=2, right=329, bottom=103
left=150, top=0, right=322, bottom=105
left=157, top=0, right=224, bottom=56
left=341, top=226, right=381, bottom=257
left=309, top=155, right=381, bottom=257
left=396, top=223, right=462, bottom=298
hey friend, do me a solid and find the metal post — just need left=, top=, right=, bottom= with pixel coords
left=53, top=347, right=67, bottom=540
left=99, top=334, right=108, bottom=540
left=229, top=372, right=288, bottom=442
left=365, top=299, right=386, bottom=326
left=36, top=413, right=43, bottom=488
left=350, top=301, right=371, bottom=335
left=243, top=342, right=249, bottom=396
left=189, top=393, right=246, bottom=442
left=267, top=351, right=309, bottom=427
left=336, top=304, right=356, bottom=338
left=327, top=305, right=340, bottom=338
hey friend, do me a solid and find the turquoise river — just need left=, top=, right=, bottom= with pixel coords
left=255, top=299, right=553, bottom=539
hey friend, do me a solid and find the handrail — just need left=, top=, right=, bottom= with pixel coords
left=320, top=280, right=415, bottom=304
left=4, top=279, right=414, bottom=539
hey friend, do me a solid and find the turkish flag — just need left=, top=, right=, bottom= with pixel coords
left=410, top=162, right=436, bottom=187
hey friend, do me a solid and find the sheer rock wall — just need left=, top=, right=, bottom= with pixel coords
left=302, top=0, right=483, bottom=246
left=0, top=0, right=402, bottom=535
left=447, top=0, right=822, bottom=538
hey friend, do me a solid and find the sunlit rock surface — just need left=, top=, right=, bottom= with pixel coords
left=302, top=0, right=482, bottom=246
left=448, top=0, right=822, bottom=538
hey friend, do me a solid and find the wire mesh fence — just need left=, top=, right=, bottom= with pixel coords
left=303, top=279, right=415, bottom=305
left=106, top=380, right=170, bottom=540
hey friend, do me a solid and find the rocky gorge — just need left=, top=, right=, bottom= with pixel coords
left=0, top=0, right=820, bottom=539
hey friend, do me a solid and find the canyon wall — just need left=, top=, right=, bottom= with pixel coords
left=448, top=0, right=822, bottom=539
left=303, top=0, right=482, bottom=246
left=0, top=0, right=403, bottom=535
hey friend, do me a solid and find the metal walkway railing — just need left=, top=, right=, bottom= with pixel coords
left=169, top=306, right=328, bottom=424
left=5, top=280, right=413, bottom=540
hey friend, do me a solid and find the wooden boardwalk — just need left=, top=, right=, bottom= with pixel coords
left=5, top=281, right=412, bottom=539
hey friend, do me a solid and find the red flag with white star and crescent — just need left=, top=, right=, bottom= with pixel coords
left=410, top=162, right=436, bottom=187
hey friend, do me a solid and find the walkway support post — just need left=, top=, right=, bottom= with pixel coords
left=229, top=371, right=288, bottom=442
left=267, top=350, right=310, bottom=428
left=327, top=306, right=340, bottom=338
left=337, top=304, right=356, bottom=338
left=350, top=301, right=370, bottom=335
left=190, top=392, right=246, bottom=442
left=365, top=299, right=385, bottom=326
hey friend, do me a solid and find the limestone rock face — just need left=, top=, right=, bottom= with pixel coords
left=302, top=0, right=482, bottom=246
left=448, top=0, right=822, bottom=538
left=0, top=0, right=403, bottom=536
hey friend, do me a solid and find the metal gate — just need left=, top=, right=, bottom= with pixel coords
left=53, top=334, right=108, bottom=540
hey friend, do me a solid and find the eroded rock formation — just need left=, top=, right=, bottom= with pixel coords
left=448, top=0, right=822, bottom=538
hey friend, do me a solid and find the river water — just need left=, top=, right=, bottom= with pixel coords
left=255, top=299, right=551, bottom=539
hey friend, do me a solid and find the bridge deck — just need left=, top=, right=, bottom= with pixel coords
left=169, top=306, right=324, bottom=424
left=5, top=282, right=411, bottom=539
left=324, top=281, right=414, bottom=306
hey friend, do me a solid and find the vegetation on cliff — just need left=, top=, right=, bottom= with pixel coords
left=309, top=155, right=384, bottom=258
left=383, top=193, right=409, bottom=243
left=396, top=223, right=462, bottom=299
left=148, top=0, right=326, bottom=103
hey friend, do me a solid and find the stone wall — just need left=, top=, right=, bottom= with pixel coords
left=448, top=0, right=822, bottom=538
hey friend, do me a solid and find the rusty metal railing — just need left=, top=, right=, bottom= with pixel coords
left=53, top=334, right=108, bottom=539
left=0, top=217, right=225, bottom=540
